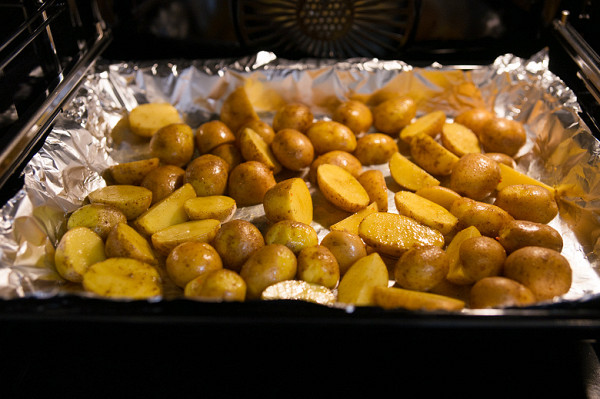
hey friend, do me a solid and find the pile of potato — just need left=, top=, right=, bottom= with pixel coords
left=53, top=82, right=572, bottom=311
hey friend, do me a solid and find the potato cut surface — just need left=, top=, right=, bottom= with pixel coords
left=128, top=103, right=182, bottom=137
left=389, top=152, right=440, bottom=192
left=317, top=164, right=370, bottom=213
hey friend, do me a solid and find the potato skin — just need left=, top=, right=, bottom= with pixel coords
left=320, top=230, right=367, bottom=276
left=149, top=123, right=195, bottom=167
left=372, top=96, right=417, bottom=135
left=184, top=154, right=229, bottom=197
left=394, top=245, right=449, bottom=292
left=236, top=119, right=275, bottom=144
left=498, top=219, right=563, bottom=253
left=480, top=117, right=527, bottom=156
left=449, top=153, right=500, bottom=201
left=184, top=269, right=246, bottom=301
left=353, top=133, right=399, bottom=165
left=166, top=241, right=223, bottom=288
left=470, top=276, right=536, bottom=308
left=494, top=184, right=558, bottom=224
left=264, top=220, right=318, bottom=255
left=141, top=165, right=185, bottom=204
left=459, top=236, right=506, bottom=284
left=195, top=120, right=236, bottom=154
left=484, top=152, right=515, bottom=168
left=54, top=227, right=106, bottom=283
left=270, top=128, right=315, bottom=171
left=212, top=219, right=265, bottom=272
left=306, top=120, right=357, bottom=155
left=67, top=203, right=127, bottom=240
left=333, top=100, right=373, bottom=135
left=358, top=169, right=388, bottom=212
left=450, top=197, right=513, bottom=238
left=272, top=103, right=314, bottom=133
left=210, top=143, right=243, bottom=172
left=296, top=245, right=340, bottom=289
left=227, top=161, right=276, bottom=206
left=240, top=244, right=298, bottom=300
left=453, top=107, right=494, bottom=138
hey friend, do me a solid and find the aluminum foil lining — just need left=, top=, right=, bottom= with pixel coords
left=1, top=49, right=600, bottom=306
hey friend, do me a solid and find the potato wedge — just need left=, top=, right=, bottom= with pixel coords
left=414, top=186, right=461, bottom=211
left=373, top=286, right=465, bottom=311
left=496, top=163, right=555, bottom=195
left=329, top=201, right=378, bottom=235
left=358, top=212, right=445, bottom=258
left=263, top=178, right=313, bottom=225
left=264, top=220, right=318, bottom=255
left=183, top=195, right=237, bottom=222
left=445, top=225, right=481, bottom=285
left=88, top=185, right=153, bottom=221
left=150, top=219, right=221, bottom=256
left=105, top=222, right=158, bottom=266
left=358, top=170, right=388, bottom=212
left=128, top=103, right=182, bottom=138
left=337, top=252, right=389, bottom=306
left=238, top=127, right=282, bottom=173
left=410, top=133, right=460, bottom=176
left=440, top=122, right=481, bottom=157
left=109, top=157, right=160, bottom=185
left=317, top=164, right=370, bottom=213
left=388, top=152, right=440, bottom=192
left=67, top=203, right=127, bottom=240
left=220, top=86, right=259, bottom=133
left=399, top=110, right=446, bottom=143
left=82, top=257, right=162, bottom=299
left=54, top=227, right=106, bottom=283
left=261, top=280, right=336, bottom=305
left=394, top=191, right=458, bottom=236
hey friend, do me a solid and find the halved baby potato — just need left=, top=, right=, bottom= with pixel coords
left=317, top=164, right=370, bottom=213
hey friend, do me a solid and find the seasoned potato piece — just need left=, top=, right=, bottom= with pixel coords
left=485, top=152, right=515, bottom=168
left=236, top=119, right=275, bottom=144
left=88, top=185, right=153, bottom=221
left=332, top=100, right=373, bottom=135
left=394, top=191, right=458, bottom=236
left=270, top=128, right=315, bottom=171
left=358, top=170, right=388, bottom=212
left=498, top=219, right=563, bottom=253
left=329, top=201, right=378, bottom=235
left=261, top=280, right=336, bottom=305
left=470, top=276, right=536, bottom=309
left=410, top=133, right=460, bottom=176
left=503, top=246, right=572, bottom=301
left=227, top=161, right=276, bottom=206
left=67, top=203, right=127, bottom=240
left=128, top=103, right=182, bottom=138
left=358, top=212, right=445, bottom=258
left=372, top=96, right=417, bottom=135
left=496, top=163, right=555, bottom=194
left=453, top=107, right=494, bottom=138
left=272, top=102, right=314, bottom=133
left=195, top=120, right=236, bottom=154
left=220, top=86, right=259, bottom=133
left=263, top=178, right=313, bottom=225
left=297, top=245, right=340, bottom=289
left=149, top=123, right=195, bottom=167
left=337, top=252, right=389, bottom=306
left=480, top=117, right=527, bottom=156
left=54, top=227, right=106, bottom=283
left=394, top=245, right=449, bottom=292
left=399, top=110, right=446, bottom=143
left=320, top=230, right=368, bottom=276
left=317, top=164, right=370, bottom=213
left=457, top=236, right=506, bottom=284
left=210, top=143, right=243, bottom=172
left=441, top=122, right=481, bottom=157
left=450, top=197, right=513, bottom=238
left=82, top=257, right=162, bottom=299
left=353, top=133, right=398, bottom=165
left=183, top=195, right=237, bottom=222
left=449, top=153, right=501, bottom=201
left=240, top=244, right=298, bottom=300
left=388, top=152, right=440, bottom=191
left=184, top=269, right=246, bottom=301
left=306, top=120, right=357, bottom=155
left=212, top=219, right=264, bottom=272
left=414, top=186, right=461, bottom=211
left=134, top=183, right=196, bottom=236
left=373, top=286, right=465, bottom=311
left=165, top=241, right=223, bottom=288
left=308, top=150, right=362, bottom=185
left=445, top=225, right=481, bottom=285
left=184, top=154, right=229, bottom=197
left=141, top=165, right=185, bottom=205
left=109, top=157, right=160, bottom=186
left=264, top=220, right=318, bottom=255
left=494, top=184, right=558, bottom=224
left=238, top=127, right=282, bottom=173
left=105, top=222, right=157, bottom=266
left=150, top=219, right=221, bottom=256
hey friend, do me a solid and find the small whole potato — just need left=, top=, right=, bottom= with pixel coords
left=320, top=230, right=367, bottom=276
left=195, top=120, right=236, bottom=154
left=353, top=133, right=399, bottom=165
left=166, top=241, right=223, bottom=288
left=449, top=153, right=501, bottom=200
left=308, top=150, right=362, bottom=185
left=297, top=245, right=340, bottom=289
left=470, top=276, right=536, bottom=309
left=212, top=219, right=265, bottom=272
left=141, top=164, right=185, bottom=204
left=184, top=269, right=246, bottom=302
left=503, top=246, right=572, bottom=301
left=372, top=96, right=417, bottom=135
left=394, top=245, right=449, bottom=292
left=236, top=119, right=275, bottom=144
left=227, top=161, right=276, bottom=206
left=184, top=154, right=229, bottom=197
left=264, top=220, right=318, bottom=254
left=494, top=184, right=558, bottom=224
left=459, top=236, right=506, bottom=284
left=332, top=100, right=373, bottom=135
left=479, top=117, right=527, bottom=156
left=149, top=123, right=195, bottom=167
left=210, top=143, right=243, bottom=171
left=240, top=244, right=298, bottom=300
left=272, top=103, right=314, bottom=133
left=306, top=120, right=357, bottom=155
left=498, top=219, right=563, bottom=253
left=450, top=197, right=513, bottom=238
left=453, top=107, right=494, bottom=138
left=270, top=128, right=315, bottom=171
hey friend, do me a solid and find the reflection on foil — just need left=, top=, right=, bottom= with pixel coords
left=1, top=49, right=600, bottom=308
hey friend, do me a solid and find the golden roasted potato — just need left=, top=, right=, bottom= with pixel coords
left=414, top=186, right=461, bottom=211
left=394, top=191, right=458, bottom=236
left=210, top=143, right=243, bottom=172
left=82, top=257, right=162, bottom=299
left=134, top=183, right=196, bottom=236
left=183, top=195, right=237, bottom=222
left=219, top=86, right=259, bottom=133
left=88, top=185, right=153, bottom=221
left=240, top=244, right=298, bottom=300
left=54, top=226, right=106, bottom=283
left=270, top=128, right=315, bottom=171
left=329, top=201, right=378, bottom=235
left=320, top=230, right=367, bottom=276
left=272, top=102, right=314, bottom=133
left=227, top=161, right=276, bottom=206
left=67, top=203, right=127, bottom=240
left=399, top=110, right=446, bottom=143
left=410, top=133, right=459, bottom=176
left=212, top=219, right=265, bottom=272
left=457, top=236, right=506, bottom=284
left=479, top=117, right=527, bottom=156
left=450, top=197, right=513, bottom=238
left=317, top=164, right=370, bottom=213
left=494, top=184, right=558, bottom=224
left=373, top=286, right=465, bottom=311
left=337, top=252, right=389, bottom=306
left=372, top=96, right=417, bottom=135
left=306, top=120, right=357, bottom=155
left=484, top=152, right=515, bottom=168
left=497, top=219, right=563, bottom=253
left=353, top=133, right=399, bottom=165
left=150, top=219, right=221, bottom=256
left=195, top=120, right=236, bottom=154
left=263, top=178, right=313, bottom=225
left=440, top=122, right=481, bottom=157
left=445, top=225, right=481, bottom=285
left=308, top=150, right=362, bottom=185
left=238, top=127, right=282, bottom=173
left=357, top=169, right=388, bottom=212
left=503, top=246, right=572, bottom=301
left=449, top=153, right=501, bottom=201
left=184, top=154, right=229, bottom=197
left=470, top=276, right=536, bottom=309
left=496, top=163, right=555, bottom=194
left=128, top=103, right=182, bottom=137
left=264, top=220, right=318, bottom=254
left=105, top=222, right=158, bottom=266
left=297, top=245, right=340, bottom=289
left=184, top=269, right=246, bottom=301
left=261, top=280, right=336, bottom=305
left=388, top=152, right=440, bottom=191
left=149, top=123, right=195, bottom=167
left=165, top=241, right=223, bottom=288
left=453, top=107, right=494, bottom=138
left=140, top=164, right=185, bottom=205
left=109, top=157, right=160, bottom=186
left=236, top=119, right=275, bottom=144
left=394, top=245, right=449, bottom=292
left=332, top=100, right=373, bottom=135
